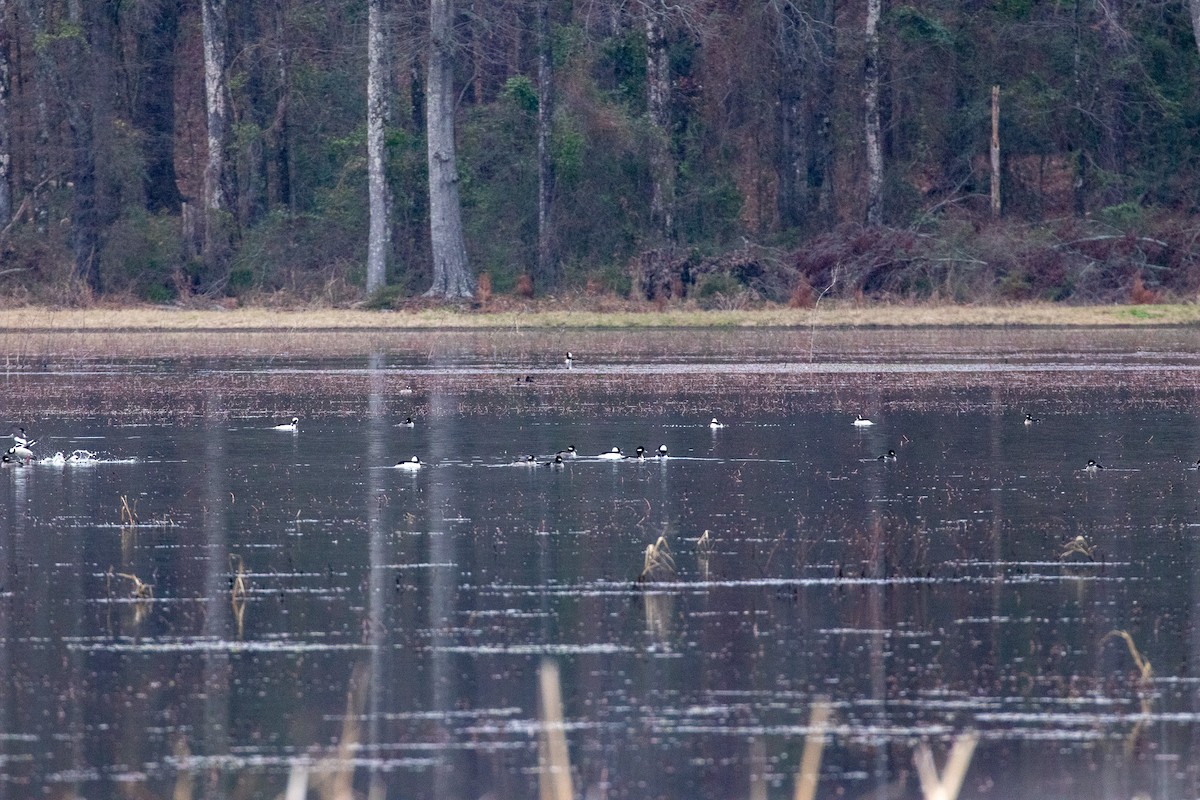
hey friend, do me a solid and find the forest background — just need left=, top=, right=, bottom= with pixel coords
left=2, top=0, right=1200, bottom=310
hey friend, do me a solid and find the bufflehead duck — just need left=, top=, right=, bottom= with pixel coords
left=656, top=444, right=669, bottom=458
left=396, top=455, right=423, bottom=471
left=1024, top=413, right=1040, bottom=425
left=516, top=454, right=538, bottom=466
left=853, top=415, right=874, bottom=427
left=6, top=445, right=33, bottom=463
left=709, top=418, right=725, bottom=429
left=597, top=447, right=625, bottom=459
left=273, top=417, right=299, bottom=432
left=1084, top=459, right=1104, bottom=472
left=633, top=446, right=647, bottom=460
left=565, top=352, right=574, bottom=369
left=877, top=449, right=897, bottom=462
left=557, top=445, right=578, bottom=458
left=401, top=417, right=416, bottom=427
left=542, top=454, right=565, bottom=468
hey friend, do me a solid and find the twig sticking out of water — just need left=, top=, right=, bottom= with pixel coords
left=695, top=529, right=714, bottom=554
left=749, top=737, right=767, bottom=800
left=1059, top=535, right=1096, bottom=561
left=230, top=554, right=248, bottom=602
left=538, top=659, right=574, bottom=800
left=115, top=571, right=154, bottom=600
left=808, top=262, right=841, bottom=362
left=638, top=536, right=676, bottom=583
left=1102, top=629, right=1153, bottom=686
left=119, top=495, right=138, bottom=527
left=913, top=730, right=978, bottom=800
left=793, top=699, right=831, bottom=800
left=311, top=663, right=368, bottom=800
left=172, top=737, right=193, bottom=800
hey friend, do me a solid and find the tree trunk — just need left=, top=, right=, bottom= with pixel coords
left=1096, top=0, right=1128, bottom=207
left=645, top=0, right=673, bottom=241
left=863, top=0, right=883, bottom=226
left=201, top=0, right=233, bottom=273
left=990, top=85, right=1000, bottom=217
left=424, top=0, right=474, bottom=299
left=775, top=0, right=833, bottom=230
left=1190, top=0, right=1200, bottom=57
left=1071, top=0, right=1088, bottom=216
left=0, top=0, right=11, bottom=225
left=59, top=0, right=102, bottom=293
left=535, top=0, right=556, bottom=289
left=366, top=0, right=392, bottom=295
left=20, top=0, right=51, bottom=233
left=267, top=0, right=293, bottom=209
left=132, top=0, right=182, bottom=214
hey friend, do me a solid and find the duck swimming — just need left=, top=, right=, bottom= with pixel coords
left=273, top=417, right=299, bottom=432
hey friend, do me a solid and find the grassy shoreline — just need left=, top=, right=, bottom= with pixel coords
left=0, top=301, right=1197, bottom=331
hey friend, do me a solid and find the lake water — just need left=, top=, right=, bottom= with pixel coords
left=2, top=327, right=1200, bottom=799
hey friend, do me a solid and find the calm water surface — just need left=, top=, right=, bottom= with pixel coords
left=3, top=328, right=1200, bottom=799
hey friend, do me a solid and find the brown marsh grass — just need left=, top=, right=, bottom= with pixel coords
left=0, top=301, right=1198, bottom=335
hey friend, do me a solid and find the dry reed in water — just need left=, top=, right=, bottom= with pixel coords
left=538, top=659, right=573, bottom=800
left=119, top=495, right=138, bottom=527
left=1102, top=629, right=1152, bottom=686
left=793, top=699, right=831, bottom=800
left=298, top=663, right=368, bottom=800
left=913, top=730, right=978, bottom=800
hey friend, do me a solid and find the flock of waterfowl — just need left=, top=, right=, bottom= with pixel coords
left=4, top=351, right=1168, bottom=474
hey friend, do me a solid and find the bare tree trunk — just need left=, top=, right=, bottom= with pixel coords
left=990, top=84, right=1000, bottom=217
left=0, top=0, right=10, bottom=225
left=1071, top=0, right=1088, bottom=216
left=201, top=0, right=233, bottom=273
left=131, top=0, right=182, bottom=214
left=1096, top=0, right=1128, bottom=207
left=61, top=0, right=102, bottom=292
left=20, top=0, right=51, bottom=233
left=774, top=0, right=833, bottom=230
left=863, top=0, right=883, bottom=226
left=645, top=0, right=673, bottom=241
left=1190, top=0, right=1200, bottom=57
left=424, top=0, right=474, bottom=299
left=366, top=0, right=392, bottom=295
left=535, top=0, right=556, bottom=289
left=268, top=0, right=293, bottom=209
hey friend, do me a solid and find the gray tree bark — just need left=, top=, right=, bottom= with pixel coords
left=536, top=0, right=556, bottom=289
left=202, top=0, right=233, bottom=272
left=774, top=0, right=834, bottom=230
left=1190, top=0, right=1200, bottom=57
left=424, top=0, right=474, bottom=299
left=0, top=0, right=10, bottom=226
left=645, top=0, right=674, bottom=241
left=366, top=0, right=392, bottom=295
left=864, top=0, right=883, bottom=226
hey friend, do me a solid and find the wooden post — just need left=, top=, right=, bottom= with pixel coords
left=990, top=85, right=1001, bottom=217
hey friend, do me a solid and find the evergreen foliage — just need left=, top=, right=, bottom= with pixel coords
left=1, top=0, right=1199, bottom=304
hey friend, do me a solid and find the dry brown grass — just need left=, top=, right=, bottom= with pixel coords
left=0, top=299, right=1197, bottom=332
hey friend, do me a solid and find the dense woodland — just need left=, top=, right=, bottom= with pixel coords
left=3, top=0, right=1200, bottom=307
